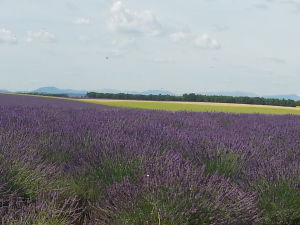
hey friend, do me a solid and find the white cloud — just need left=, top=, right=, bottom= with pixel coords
left=78, top=35, right=90, bottom=42
left=265, top=0, right=300, bottom=12
left=264, top=57, right=287, bottom=64
left=107, top=2, right=222, bottom=52
left=73, top=17, right=91, bottom=25
left=152, top=57, right=175, bottom=63
left=66, top=2, right=79, bottom=11
left=108, top=1, right=163, bottom=36
left=254, top=3, right=269, bottom=9
left=106, top=49, right=127, bottom=58
left=0, top=28, right=17, bottom=44
left=282, top=0, right=300, bottom=11
left=212, top=24, right=229, bottom=32
left=169, top=31, right=189, bottom=42
left=194, top=34, right=221, bottom=50
left=112, top=37, right=136, bottom=47
left=26, top=30, right=56, bottom=43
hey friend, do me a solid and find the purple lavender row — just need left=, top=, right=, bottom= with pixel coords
left=0, top=94, right=299, bottom=224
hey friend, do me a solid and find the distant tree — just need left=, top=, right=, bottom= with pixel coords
left=86, top=92, right=300, bottom=107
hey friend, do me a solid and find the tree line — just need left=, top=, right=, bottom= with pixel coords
left=86, top=92, right=300, bottom=107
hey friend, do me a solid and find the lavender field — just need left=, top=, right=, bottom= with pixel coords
left=0, top=94, right=300, bottom=225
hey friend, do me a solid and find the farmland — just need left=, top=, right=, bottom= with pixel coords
left=80, top=99, right=300, bottom=115
left=0, top=93, right=300, bottom=225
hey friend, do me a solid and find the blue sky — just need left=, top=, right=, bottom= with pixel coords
left=0, top=0, right=299, bottom=95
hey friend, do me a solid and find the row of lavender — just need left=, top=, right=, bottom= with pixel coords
left=0, top=94, right=299, bottom=224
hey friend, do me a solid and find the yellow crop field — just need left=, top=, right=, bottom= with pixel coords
left=79, top=99, right=300, bottom=115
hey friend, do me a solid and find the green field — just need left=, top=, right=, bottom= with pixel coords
left=3, top=93, right=300, bottom=115
left=79, top=99, right=300, bottom=115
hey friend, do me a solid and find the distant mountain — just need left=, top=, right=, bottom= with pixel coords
left=30, top=87, right=176, bottom=97
left=132, top=90, right=175, bottom=95
left=263, top=94, right=300, bottom=101
left=94, top=88, right=121, bottom=94
left=94, top=89, right=175, bottom=95
left=201, top=91, right=257, bottom=97
left=0, top=89, right=9, bottom=93
left=32, top=87, right=87, bottom=97
left=202, top=92, right=300, bottom=101
left=28, top=87, right=300, bottom=101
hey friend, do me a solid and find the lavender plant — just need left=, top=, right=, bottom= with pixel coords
left=0, top=93, right=299, bottom=224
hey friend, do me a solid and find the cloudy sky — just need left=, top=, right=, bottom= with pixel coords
left=0, top=0, right=299, bottom=95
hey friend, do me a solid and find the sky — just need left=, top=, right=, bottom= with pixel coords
left=0, top=0, right=300, bottom=95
